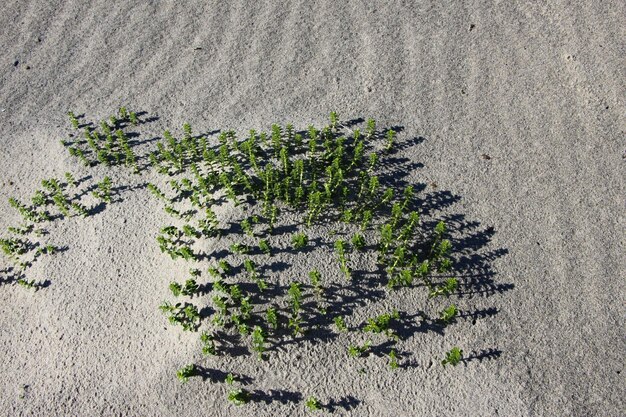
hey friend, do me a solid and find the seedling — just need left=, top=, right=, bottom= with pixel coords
left=258, top=239, right=271, bottom=256
left=68, top=111, right=80, bottom=129
left=441, top=347, right=463, bottom=367
left=159, top=301, right=200, bottom=331
left=429, top=277, right=458, bottom=299
left=225, top=373, right=235, bottom=385
left=333, top=316, right=347, bottom=332
left=169, top=278, right=199, bottom=297
left=147, top=183, right=168, bottom=201
left=200, top=331, right=217, bottom=356
left=348, top=340, right=371, bottom=358
left=218, top=260, right=232, bottom=275
left=92, top=177, right=112, bottom=203
left=228, top=389, right=250, bottom=406
left=17, top=278, right=37, bottom=289
left=388, top=349, right=399, bottom=370
left=439, top=304, right=458, bottom=324
left=64, top=172, right=77, bottom=187
left=251, top=325, right=266, bottom=359
left=266, top=306, right=278, bottom=330
left=363, top=310, right=400, bottom=340
left=305, top=396, right=322, bottom=411
left=334, top=239, right=351, bottom=279
left=291, top=232, right=308, bottom=250
left=177, top=364, right=196, bottom=383
left=385, top=129, right=396, bottom=152
left=351, top=233, right=365, bottom=250
left=230, top=242, right=249, bottom=255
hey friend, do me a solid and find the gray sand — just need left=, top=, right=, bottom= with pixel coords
left=0, top=1, right=624, bottom=416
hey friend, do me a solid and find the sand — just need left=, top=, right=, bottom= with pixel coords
left=0, top=1, right=624, bottom=416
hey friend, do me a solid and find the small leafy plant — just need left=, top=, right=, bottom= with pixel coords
left=305, top=396, right=322, bottom=411
left=291, top=232, right=308, bottom=250
left=441, top=347, right=463, bottom=367
left=177, top=364, right=196, bottom=383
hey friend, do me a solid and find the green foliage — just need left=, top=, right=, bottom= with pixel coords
left=92, top=176, right=113, bottom=203
left=251, top=325, right=266, bottom=359
left=348, top=340, right=371, bottom=358
left=305, top=396, right=322, bottom=411
left=388, top=349, right=399, bottom=370
left=333, top=316, right=347, bottom=332
left=201, top=331, right=217, bottom=356
left=60, top=111, right=473, bottom=405
left=159, top=301, right=200, bottom=331
left=291, top=232, right=308, bottom=250
left=169, top=279, right=199, bottom=297
left=176, top=364, right=196, bottom=383
left=439, top=304, right=458, bottom=324
left=228, top=388, right=250, bottom=406
left=258, top=239, right=271, bottom=256
left=363, top=310, right=399, bottom=339
left=441, top=347, right=463, bottom=367
left=351, top=233, right=365, bottom=250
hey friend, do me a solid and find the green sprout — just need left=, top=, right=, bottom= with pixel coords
left=200, top=331, right=217, bottom=356
left=64, top=172, right=77, bottom=187
left=225, top=373, right=235, bottom=385
left=385, top=129, right=396, bottom=152
left=291, top=232, right=308, bottom=250
left=305, top=396, right=322, bottom=411
left=334, top=239, right=351, bottom=279
left=258, top=239, right=271, bottom=256
left=92, top=176, right=112, bottom=203
left=333, top=316, right=347, bottom=332
left=429, top=277, right=458, bottom=298
left=363, top=310, right=399, bottom=340
left=228, top=388, right=250, bottom=406
left=348, top=340, right=371, bottom=358
left=251, top=325, right=266, bottom=359
left=439, top=304, right=458, bottom=324
left=388, top=349, right=399, bottom=370
left=266, top=306, right=278, bottom=330
left=176, top=364, right=196, bottom=383
left=351, top=233, right=365, bottom=250
left=441, top=347, right=463, bottom=367
left=169, top=279, right=199, bottom=297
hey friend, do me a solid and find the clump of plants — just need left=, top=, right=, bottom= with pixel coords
left=48, top=110, right=478, bottom=410
left=0, top=173, right=111, bottom=288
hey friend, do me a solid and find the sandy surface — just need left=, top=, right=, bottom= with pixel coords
left=0, top=1, right=624, bottom=416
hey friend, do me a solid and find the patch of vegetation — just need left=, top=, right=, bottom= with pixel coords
left=17, top=109, right=494, bottom=411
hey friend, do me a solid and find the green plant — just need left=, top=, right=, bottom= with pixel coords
left=439, top=304, right=458, bottom=324
left=363, top=310, right=400, bottom=340
left=351, top=233, right=365, bottom=250
left=64, top=172, right=77, bottom=187
left=291, top=232, right=308, bottom=250
left=258, top=239, right=271, bottom=256
left=266, top=306, right=278, bottom=330
left=169, top=278, right=199, bottom=297
left=348, top=340, right=371, bottom=358
left=441, top=347, right=463, bottom=367
left=176, top=364, right=196, bottom=383
left=228, top=388, right=250, bottom=406
left=225, top=373, right=235, bottom=385
left=159, top=301, right=200, bottom=331
left=92, top=177, right=112, bottom=203
left=251, top=325, right=266, bottom=359
left=305, top=396, right=322, bottom=411
left=388, top=349, right=399, bottom=370
left=201, top=331, right=217, bottom=356
left=333, top=316, right=347, bottom=332
left=334, top=239, right=351, bottom=279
